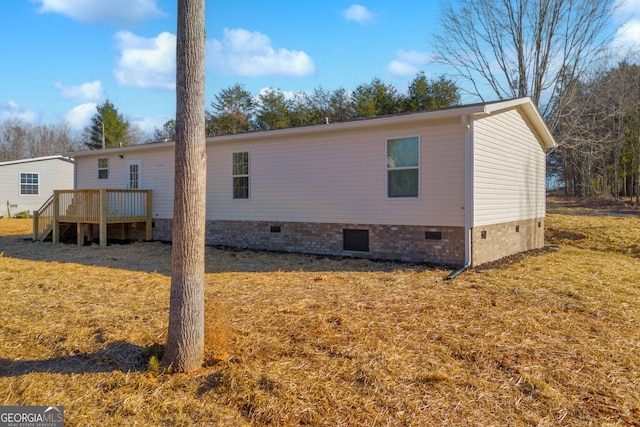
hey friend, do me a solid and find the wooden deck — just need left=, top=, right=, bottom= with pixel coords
left=33, top=189, right=152, bottom=247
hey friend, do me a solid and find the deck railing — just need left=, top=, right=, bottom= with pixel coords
left=33, top=189, right=152, bottom=246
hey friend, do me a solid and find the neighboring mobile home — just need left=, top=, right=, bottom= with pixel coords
left=71, top=97, right=555, bottom=267
left=0, top=155, right=74, bottom=218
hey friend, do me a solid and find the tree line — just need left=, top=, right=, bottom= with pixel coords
left=0, top=120, right=76, bottom=161
left=0, top=74, right=459, bottom=161
left=0, top=100, right=141, bottom=160
left=551, top=62, right=640, bottom=200
left=151, top=73, right=460, bottom=142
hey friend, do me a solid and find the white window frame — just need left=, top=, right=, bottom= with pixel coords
left=386, top=135, right=420, bottom=199
left=98, top=158, right=109, bottom=180
left=20, top=172, right=39, bottom=196
left=232, top=151, right=250, bottom=200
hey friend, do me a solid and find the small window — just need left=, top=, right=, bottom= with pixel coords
left=20, top=173, right=39, bottom=195
left=343, top=229, right=369, bottom=252
left=515, top=225, right=520, bottom=233
left=98, top=158, right=109, bottom=180
left=387, top=136, right=419, bottom=198
left=425, top=231, right=442, bottom=240
left=270, top=226, right=281, bottom=233
left=232, top=152, right=249, bottom=199
left=480, top=230, right=487, bottom=239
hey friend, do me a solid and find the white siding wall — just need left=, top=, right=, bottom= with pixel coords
left=0, top=158, right=74, bottom=217
left=207, top=120, right=466, bottom=226
left=473, top=109, right=547, bottom=227
left=75, top=145, right=176, bottom=220
left=74, top=118, right=467, bottom=227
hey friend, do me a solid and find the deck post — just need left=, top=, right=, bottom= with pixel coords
left=99, top=189, right=107, bottom=247
left=32, top=211, right=39, bottom=242
left=52, top=190, right=60, bottom=244
left=145, top=190, right=153, bottom=241
left=77, top=223, right=84, bottom=246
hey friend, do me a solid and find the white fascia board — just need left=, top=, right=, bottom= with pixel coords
left=0, top=154, right=73, bottom=167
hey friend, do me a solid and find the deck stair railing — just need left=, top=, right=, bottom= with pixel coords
left=33, top=194, right=55, bottom=241
left=33, top=189, right=152, bottom=246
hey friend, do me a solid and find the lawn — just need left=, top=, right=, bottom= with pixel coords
left=0, top=199, right=639, bottom=426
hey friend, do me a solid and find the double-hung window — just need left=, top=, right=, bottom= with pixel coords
left=387, top=136, right=419, bottom=198
left=232, top=151, right=249, bottom=199
left=20, top=173, right=39, bottom=195
left=98, top=158, right=109, bottom=179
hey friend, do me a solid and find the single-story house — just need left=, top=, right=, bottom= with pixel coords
left=69, top=97, right=555, bottom=266
left=0, top=155, right=74, bottom=218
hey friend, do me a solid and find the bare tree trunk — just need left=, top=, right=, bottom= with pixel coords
left=637, top=117, right=640, bottom=204
left=613, top=146, right=620, bottom=200
left=162, top=0, right=206, bottom=373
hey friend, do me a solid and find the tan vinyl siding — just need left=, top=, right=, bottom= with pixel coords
left=473, top=109, right=547, bottom=227
left=75, top=119, right=466, bottom=227
left=75, top=145, right=176, bottom=219
left=207, top=120, right=466, bottom=226
left=0, top=157, right=74, bottom=217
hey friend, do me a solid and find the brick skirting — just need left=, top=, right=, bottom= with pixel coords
left=152, top=219, right=466, bottom=265
left=115, top=217, right=545, bottom=267
left=471, top=218, right=545, bottom=266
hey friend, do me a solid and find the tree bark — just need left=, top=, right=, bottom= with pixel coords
left=162, top=0, right=206, bottom=372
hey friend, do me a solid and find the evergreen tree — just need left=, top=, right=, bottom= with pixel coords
left=405, top=73, right=460, bottom=112
left=207, top=84, right=254, bottom=136
left=254, top=88, right=292, bottom=130
left=84, top=100, right=131, bottom=150
left=351, top=78, right=402, bottom=118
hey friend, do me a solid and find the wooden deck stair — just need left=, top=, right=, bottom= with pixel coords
left=33, top=189, right=152, bottom=247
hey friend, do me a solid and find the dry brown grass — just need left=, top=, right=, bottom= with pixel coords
left=0, top=202, right=639, bottom=426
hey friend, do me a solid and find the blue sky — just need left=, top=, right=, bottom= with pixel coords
left=1, top=0, right=639, bottom=136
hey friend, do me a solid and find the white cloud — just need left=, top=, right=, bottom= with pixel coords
left=54, top=80, right=105, bottom=102
left=113, top=31, right=176, bottom=90
left=0, top=101, right=39, bottom=123
left=387, top=60, right=419, bottom=77
left=613, top=0, right=640, bottom=24
left=131, top=115, right=169, bottom=135
left=208, top=28, right=316, bottom=77
left=386, top=50, right=437, bottom=77
left=611, top=0, right=640, bottom=57
left=64, top=103, right=97, bottom=130
left=36, top=0, right=165, bottom=27
left=613, top=22, right=640, bottom=58
left=343, top=4, right=375, bottom=25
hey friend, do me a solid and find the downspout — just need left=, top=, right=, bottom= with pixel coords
left=73, top=157, right=78, bottom=190
left=445, top=114, right=474, bottom=280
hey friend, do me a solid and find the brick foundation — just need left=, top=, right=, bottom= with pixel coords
left=106, top=218, right=545, bottom=267
left=152, top=219, right=465, bottom=265
left=471, top=218, right=545, bottom=266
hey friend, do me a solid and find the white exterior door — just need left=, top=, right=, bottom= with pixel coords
left=126, top=159, right=142, bottom=189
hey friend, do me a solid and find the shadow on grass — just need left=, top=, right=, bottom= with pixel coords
left=0, top=341, right=147, bottom=377
left=0, top=233, right=435, bottom=275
